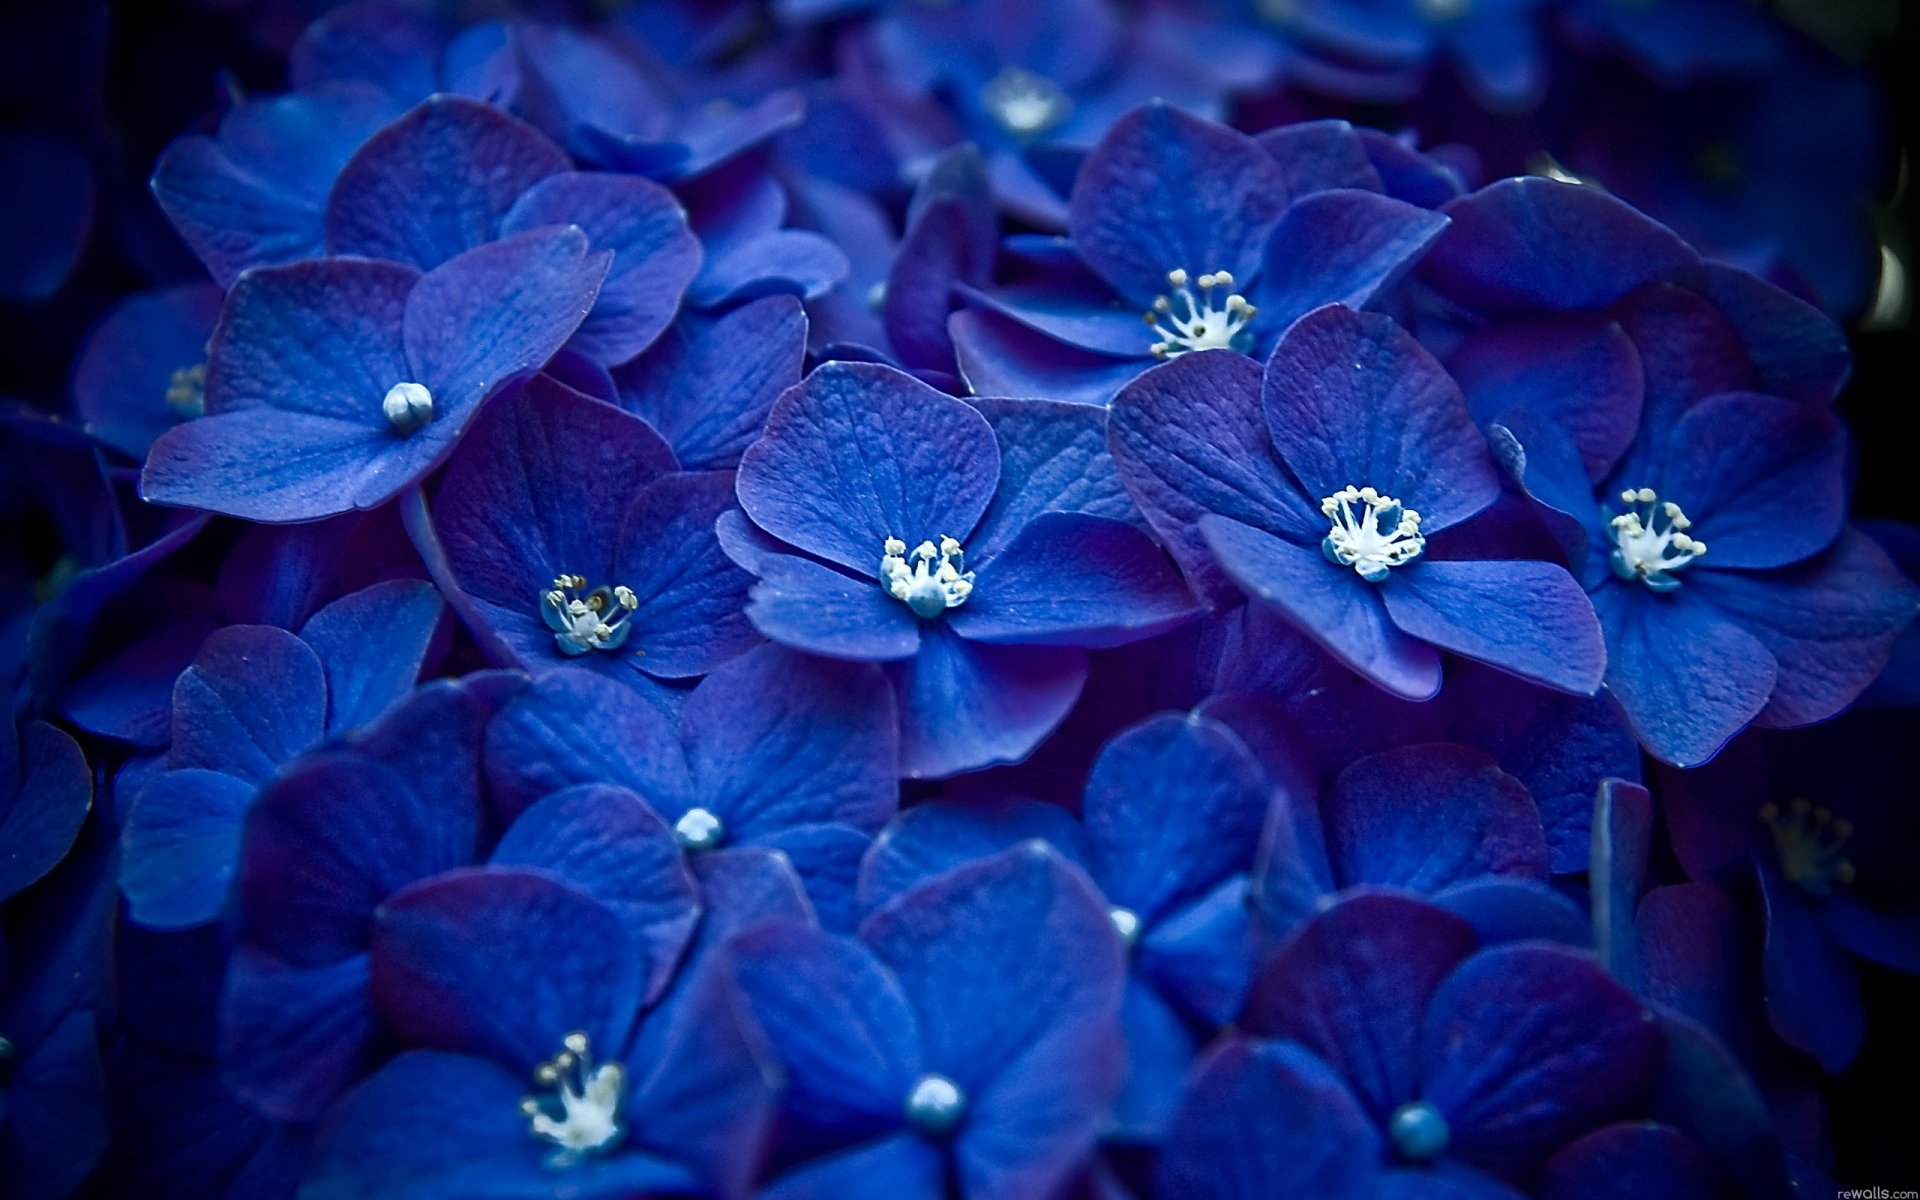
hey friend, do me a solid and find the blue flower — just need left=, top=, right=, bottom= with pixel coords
left=952, top=103, right=1449, bottom=404
left=116, top=580, right=444, bottom=929
left=731, top=361, right=1200, bottom=776
left=1111, top=303, right=1606, bottom=701
left=425, top=376, right=758, bottom=684
left=141, top=226, right=610, bottom=523
left=723, top=843, right=1126, bottom=1199
left=860, top=711, right=1273, bottom=1138
left=483, top=646, right=900, bottom=929
left=71, top=283, right=224, bottom=460
left=1158, top=892, right=1667, bottom=1197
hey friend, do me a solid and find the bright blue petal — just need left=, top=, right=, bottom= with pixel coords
left=887, top=624, right=1088, bottom=779
left=1381, top=559, right=1606, bottom=696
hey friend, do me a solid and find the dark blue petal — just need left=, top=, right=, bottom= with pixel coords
left=951, top=513, right=1199, bottom=649
left=1757, top=862, right=1863, bottom=1072
left=483, top=668, right=690, bottom=823
left=298, top=579, right=443, bottom=734
left=1447, top=314, right=1642, bottom=480
left=0, top=722, right=92, bottom=902
left=759, top=1135, right=945, bottom=1200
left=1252, top=192, right=1448, bottom=332
left=1381, top=559, right=1606, bottom=697
left=1538, top=1123, right=1722, bottom=1200
left=169, top=625, right=326, bottom=785
left=967, top=397, right=1144, bottom=562
left=857, top=797, right=1092, bottom=916
left=220, top=947, right=376, bottom=1122
left=746, top=552, right=923, bottom=662
left=887, top=625, right=1088, bottom=779
left=1324, top=743, right=1548, bottom=894
left=118, top=769, right=256, bottom=929
left=615, top=295, right=807, bottom=470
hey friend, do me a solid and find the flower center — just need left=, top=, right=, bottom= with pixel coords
left=541, top=574, right=640, bottom=655
left=520, top=1031, right=625, bottom=1168
left=1109, top=906, right=1141, bottom=948
left=1388, top=1100, right=1451, bottom=1162
left=881, top=537, right=975, bottom=619
left=1416, top=0, right=1472, bottom=21
left=1321, top=486, right=1425, bottom=582
left=673, top=807, right=726, bottom=853
left=980, top=67, right=1072, bottom=139
left=165, top=363, right=207, bottom=417
left=382, top=381, right=435, bottom=434
left=905, top=1073, right=967, bottom=1137
left=1608, top=488, right=1705, bottom=592
left=1145, top=269, right=1258, bottom=359
left=1761, top=799, right=1856, bottom=896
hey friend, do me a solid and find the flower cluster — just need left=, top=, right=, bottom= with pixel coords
left=3, top=0, right=1916, bottom=1197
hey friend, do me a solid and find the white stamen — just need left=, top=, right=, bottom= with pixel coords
left=1608, top=487, right=1705, bottom=592
left=1146, top=268, right=1258, bottom=358
left=880, top=536, right=974, bottom=619
left=165, top=363, right=207, bottom=417
left=541, top=573, right=641, bottom=655
left=1321, top=486, right=1425, bottom=582
left=1416, top=0, right=1471, bottom=21
left=980, top=68, right=1072, bottom=139
left=1109, top=907, right=1141, bottom=947
left=673, top=807, right=725, bottom=853
left=905, top=1074, right=967, bottom=1136
left=382, top=381, right=435, bottom=434
left=520, top=1031, right=625, bottom=1168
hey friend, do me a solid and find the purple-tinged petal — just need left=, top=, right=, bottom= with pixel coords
left=402, top=224, right=611, bottom=409
left=1646, top=1013, right=1794, bottom=1199
left=682, top=645, right=898, bottom=840
left=885, top=146, right=996, bottom=375
left=1420, top=178, right=1700, bottom=315
left=326, top=95, right=570, bottom=268
left=1262, top=305, right=1499, bottom=534
left=1690, top=530, right=1919, bottom=730
left=611, top=471, right=760, bottom=678
left=118, top=769, right=256, bottom=929
left=1068, top=103, right=1289, bottom=305
left=950, top=308, right=1145, bottom=407
left=1757, top=863, right=1862, bottom=1072
left=725, top=921, right=922, bottom=1142
left=759, top=1135, right=945, bottom=1200
left=1820, top=891, right=1920, bottom=976
left=501, top=171, right=702, bottom=366
left=370, top=867, right=644, bottom=1072
left=1382, top=559, right=1605, bottom=696
left=1420, top=944, right=1662, bottom=1176
left=857, top=797, right=1091, bottom=916
left=1156, top=1036, right=1382, bottom=1200
left=1111, top=977, right=1202, bottom=1139
left=967, top=398, right=1142, bottom=560
left=615, top=295, right=807, bottom=470
left=1109, top=350, right=1321, bottom=604
left=237, top=750, right=483, bottom=966
left=140, top=410, right=397, bottom=522
left=58, top=619, right=217, bottom=750
left=1659, top=392, right=1844, bottom=570
left=1609, top=283, right=1755, bottom=456
left=1447, top=314, right=1642, bottom=480
left=1257, top=120, right=1384, bottom=199
left=1324, top=744, right=1548, bottom=893
left=489, top=783, right=698, bottom=1004
left=736, top=362, right=1000, bottom=575
left=690, top=227, right=850, bottom=307
left=1201, top=516, right=1443, bottom=702
left=298, top=579, right=444, bottom=734
left=0, top=1011, right=107, bottom=1199
left=1431, top=878, right=1592, bottom=947
left=888, top=625, right=1088, bottom=778
left=220, top=948, right=376, bottom=1122
left=1252, top=192, right=1449, bottom=331
left=1701, top=261, right=1849, bottom=405
left=1242, top=892, right=1479, bottom=1119
left=1539, top=1123, right=1721, bottom=1200
left=621, top=955, right=783, bottom=1199
left=0, top=722, right=92, bottom=902
left=1591, top=585, right=1777, bottom=768
left=1081, top=713, right=1269, bottom=925
left=952, top=513, right=1199, bottom=649
left=863, top=844, right=1126, bottom=1200
left=746, top=552, right=923, bottom=662
left=169, top=625, right=326, bottom=785
left=482, top=668, right=689, bottom=824
left=1135, top=874, right=1257, bottom=1028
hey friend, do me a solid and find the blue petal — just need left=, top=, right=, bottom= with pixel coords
left=1261, top=305, right=1499, bottom=535
left=1381, top=559, right=1606, bottom=696
left=950, top=308, right=1146, bottom=406
left=1251, top=192, right=1448, bottom=333
left=1700, top=260, right=1849, bottom=406
left=759, top=1134, right=945, bottom=1200
left=754, top=824, right=875, bottom=933
left=1538, top=1123, right=1721, bottom=1200
left=482, top=668, right=690, bottom=823
left=968, top=397, right=1144, bottom=560
left=951, top=513, right=1199, bottom=648
left=1111, top=976, right=1202, bottom=1140
left=326, top=95, right=570, bottom=268
left=888, top=624, right=1088, bottom=779
left=72, top=282, right=225, bottom=459
left=298, top=579, right=443, bottom=734
left=1757, top=862, right=1863, bottom=1072
left=746, top=552, right=924, bottom=662
left=1256, top=120, right=1384, bottom=199
left=735, top=362, right=1001, bottom=576
left=1659, top=392, right=1845, bottom=570
left=1590, top=778, right=1654, bottom=989
left=1068, top=103, right=1290, bottom=305
left=220, top=947, right=377, bottom=1122
left=1324, top=743, right=1548, bottom=893
left=1447, top=313, right=1642, bottom=480
left=1135, top=874, right=1258, bottom=1028
left=0, top=1011, right=108, bottom=1200
left=370, top=866, right=645, bottom=1072
left=118, top=769, right=257, bottom=929
left=857, top=797, right=1092, bottom=916
left=168, top=625, right=326, bottom=785
left=611, top=471, right=761, bottom=679
left=1156, top=1036, right=1382, bottom=1200
left=0, top=722, right=92, bottom=902
left=614, top=295, right=807, bottom=470
left=682, top=645, right=898, bottom=839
